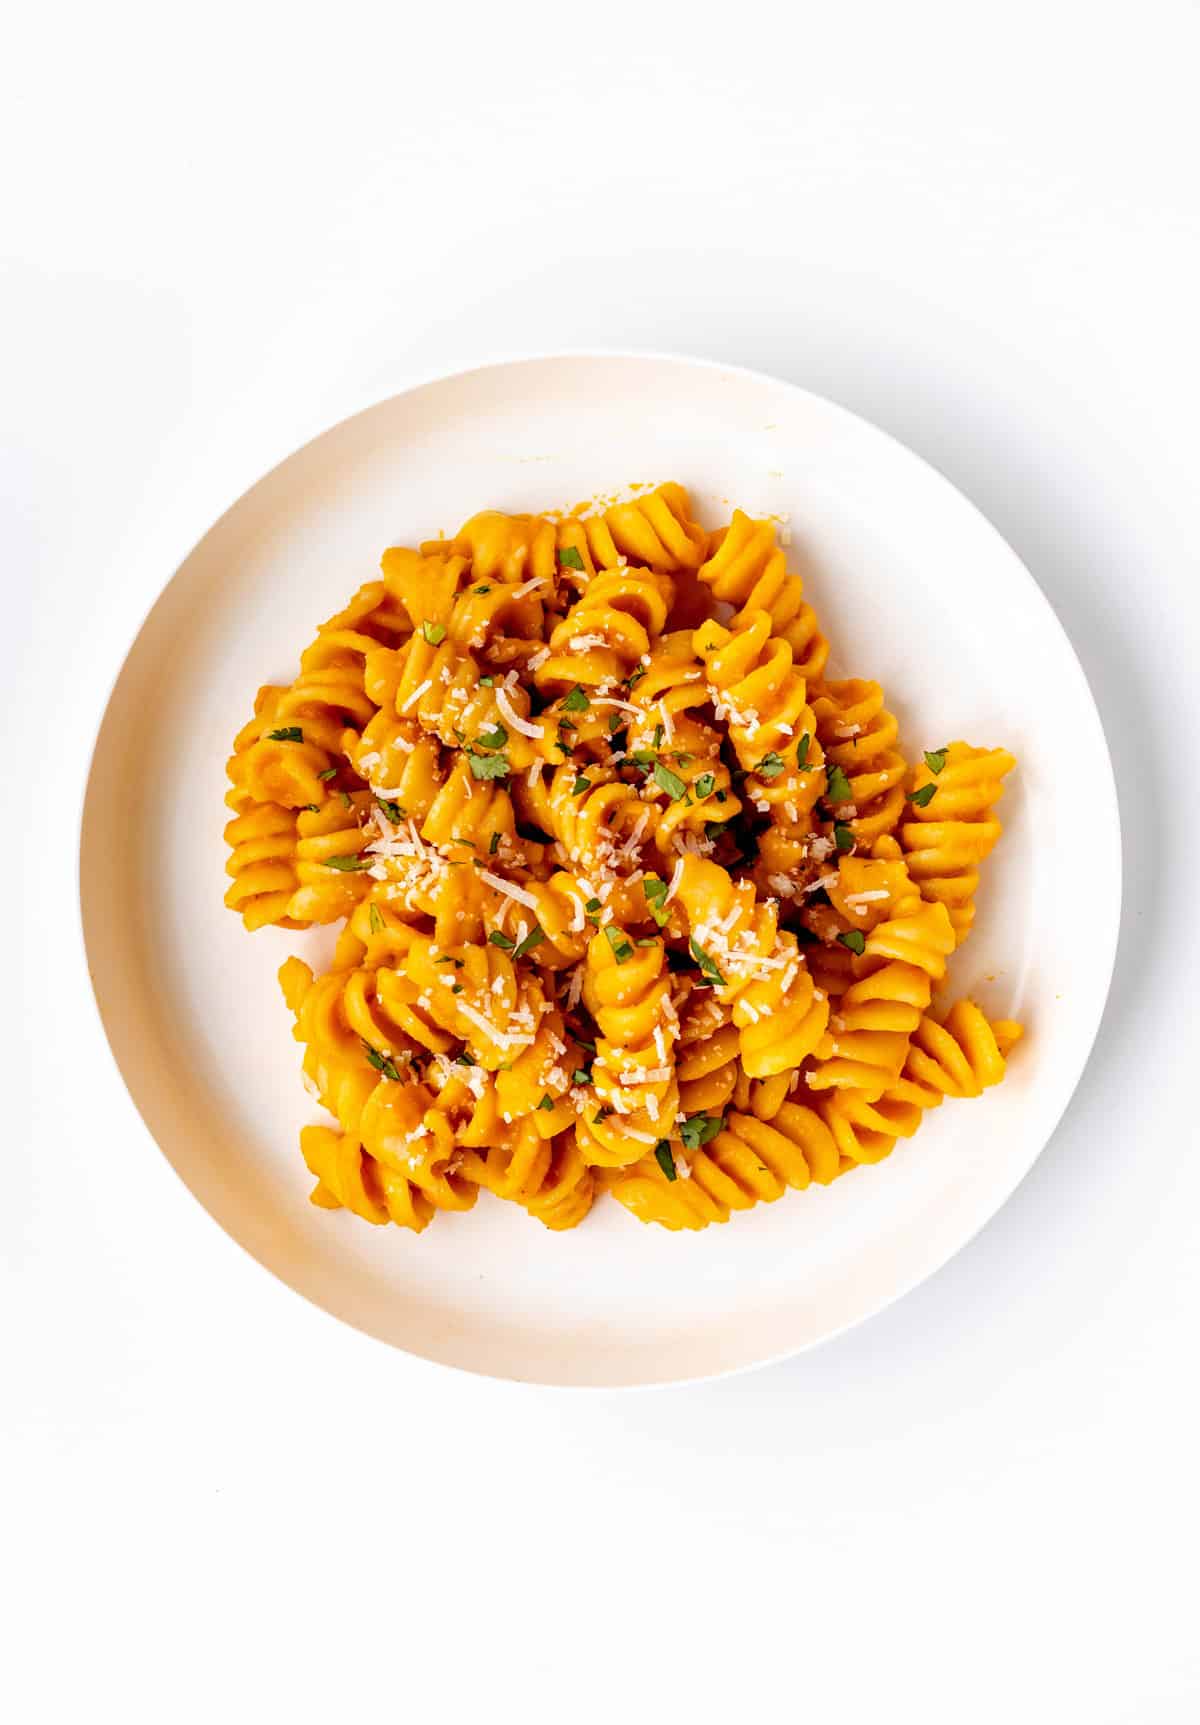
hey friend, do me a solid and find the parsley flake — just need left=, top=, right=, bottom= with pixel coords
left=489, top=832, right=501, bottom=855
left=680, top=1113, right=724, bottom=1150
left=477, top=724, right=508, bottom=750
left=796, top=733, right=811, bottom=769
left=838, top=930, right=866, bottom=955
left=652, top=761, right=688, bottom=802
left=924, top=749, right=948, bottom=775
left=375, top=796, right=404, bottom=823
left=317, top=766, right=338, bottom=781
left=267, top=726, right=302, bottom=742
left=572, top=774, right=592, bottom=796
left=558, top=545, right=585, bottom=571
left=689, top=938, right=726, bottom=987
left=367, top=903, right=385, bottom=933
left=562, top=685, right=589, bottom=713
left=512, top=925, right=545, bottom=959
left=421, top=621, right=446, bottom=645
left=537, top=1094, right=555, bottom=1112
left=324, top=853, right=371, bottom=871
left=654, top=1141, right=678, bottom=1182
left=488, top=930, right=515, bottom=950
left=825, top=764, right=853, bottom=804
left=642, top=875, right=670, bottom=927
left=467, top=751, right=510, bottom=781
left=362, top=1041, right=402, bottom=1081
left=834, top=821, right=855, bottom=854
left=604, top=925, right=634, bottom=963
left=908, top=782, right=937, bottom=808
left=757, top=752, right=785, bottom=779
left=694, top=772, right=716, bottom=800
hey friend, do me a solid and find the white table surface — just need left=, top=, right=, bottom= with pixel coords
left=6, top=4, right=1199, bottom=1720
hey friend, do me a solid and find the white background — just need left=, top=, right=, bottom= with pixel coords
left=4, top=3, right=1199, bottom=1721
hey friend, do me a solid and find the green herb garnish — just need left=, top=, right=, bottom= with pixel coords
left=455, top=1051, right=476, bottom=1067
left=537, top=1094, right=555, bottom=1111
left=467, top=751, right=510, bottom=781
left=689, top=938, right=726, bottom=987
left=558, top=545, right=585, bottom=571
left=585, top=897, right=601, bottom=913
left=362, top=1041, right=402, bottom=1080
left=924, top=749, right=948, bottom=775
left=512, top=925, right=545, bottom=959
left=680, top=1113, right=724, bottom=1150
left=267, top=726, right=302, bottom=742
left=317, top=765, right=338, bottom=781
left=324, top=853, right=371, bottom=871
left=572, top=1068, right=591, bottom=1085
left=652, top=761, right=688, bottom=802
left=571, top=774, right=592, bottom=796
left=368, top=903, right=385, bottom=933
left=838, top=930, right=866, bottom=955
left=604, top=925, right=634, bottom=963
left=757, top=752, right=785, bottom=779
left=654, top=1141, right=677, bottom=1182
left=476, top=725, right=508, bottom=750
left=642, top=875, right=670, bottom=927
left=488, top=930, right=514, bottom=950
left=562, top=685, right=589, bottom=713
left=796, top=733, right=811, bottom=769
left=694, top=772, right=716, bottom=800
left=834, top=822, right=855, bottom=854
left=375, top=796, right=404, bottom=823
left=908, top=782, right=937, bottom=808
left=825, top=764, right=853, bottom=804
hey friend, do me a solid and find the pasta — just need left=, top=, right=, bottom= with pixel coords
left=225, top=482, right=1021, bottom=1234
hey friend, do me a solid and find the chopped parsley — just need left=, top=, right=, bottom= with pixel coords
left=454, top=1051, right=476, bottom=1067
left=317, top=765, right=338, bottom=781
left=626, top=666, right=647, bottom=690
left=584, top=897, right=601, bottom=913
left=757, top=752, right=785, bottom=779
left=834, top=821, right=855, bottom=854
left=367, top=903, right=385, bottom=933
left=689, top=938, right=726, bottom=987
left=562, top=685, right=590, bottom=713
left=474, top=584, right=491, bottom=595
left=924, top=749, right=948, bottom=775
left=488, top=930, right=514, bottom=950
left=362, top=1041, right=402, bottom=1080
left=604, top=925, right=634, bottom=963
left=537, top=1094, right=555, bottom=1111
left=825, top=764, right=853, bottom=804
left=694, top=771, right=715, bottom=800
left=476, top=724, right=508, bottom=750
left=572, top=1068, right=591, bottom=1086
left=652, top=761, right=688, bottom=801
left=796, top=732, right=811, bottom=768
left=838, top=930, right=866, bottom=955
left=652, top=723, right=664, bottom=750
left=324, top=853, right=371, bottom=871
left=375, top=796, right=404, bottom=823
left=339, top=789, right=352, bottom=810
left=467, top=750, right=510, bottom=781
left=642, top=875, right=670, bottom=927
left=512, top=924, right=545, bottom=959
left=558, top=545, right=585, bottom=571
left=636, top=937, right=658, bottom=947
left=489, top=832, right=501, bottom=855
left=267, top=726, right=302, bottom=742
left=421, top=621, right=446, bottom=645
left=654, top=1141, right=677, bottom=1182
left=908, top=782, right=937, bottom=808
left=680, top=1112, right=724, bottom=1150
left=479, top=675, right=494, bottom=687
left=571, top=774, right=592, bottom=796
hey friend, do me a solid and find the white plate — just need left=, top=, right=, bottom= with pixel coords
left=79, top=353, right=1120, bottom=1388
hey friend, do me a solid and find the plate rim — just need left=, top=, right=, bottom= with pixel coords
left=76, top=348, right=1123, bottom=1389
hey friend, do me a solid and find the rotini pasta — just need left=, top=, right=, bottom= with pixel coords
left=225, top=482, right=1021, bottom=1235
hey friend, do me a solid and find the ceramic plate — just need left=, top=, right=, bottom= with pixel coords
left=79, top=354, right=1120, bottom=1386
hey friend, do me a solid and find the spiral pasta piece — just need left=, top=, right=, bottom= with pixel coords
left=223, top=798, right=303, bottom=931
left=698, top=509, right=830, bottom=677
left=534, top=568, right=676, bottom=692
left=579, top=932, right=679, bottom=1166
left=812, top=678, right=908, bottom=846
left=900, top=743, right=1016, bottom=943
